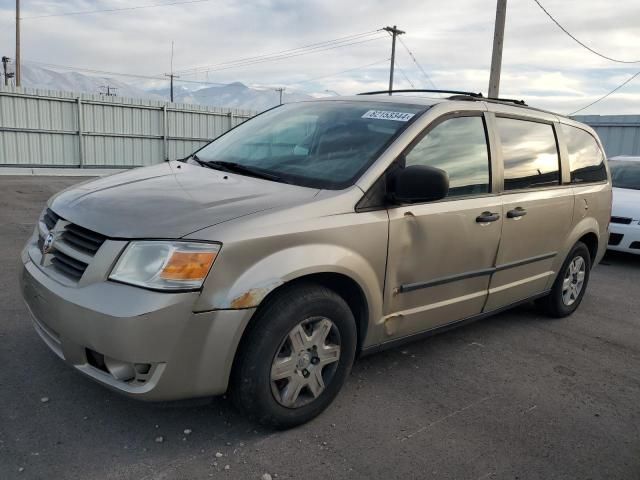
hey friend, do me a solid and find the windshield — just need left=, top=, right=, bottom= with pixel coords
left=194, top=100, right=427, bottom=189
left=610, top=161, right=640, bottom=190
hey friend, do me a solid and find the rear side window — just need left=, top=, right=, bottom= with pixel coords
left=405, top=116, right=490, bottom=197
left=497, top=117, right=560, bottom=190
left=561, top=124, right=607, bottom=183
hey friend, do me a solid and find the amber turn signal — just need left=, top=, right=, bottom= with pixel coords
left=161, top=251, right=217, bottom=281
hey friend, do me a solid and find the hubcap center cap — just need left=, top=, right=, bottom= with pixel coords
left=296, top=351, right=312, bottom=370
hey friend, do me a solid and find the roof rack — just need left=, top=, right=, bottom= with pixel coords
left=357, top=89, right=528, bottom=107
left=358, top=89, right=484, bottom=98
left=486, top=97, right=527, bottom=106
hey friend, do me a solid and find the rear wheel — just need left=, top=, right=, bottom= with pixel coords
left=231, top=283, right=357, bottom=429
left=537, top=242, right=592, bottom=317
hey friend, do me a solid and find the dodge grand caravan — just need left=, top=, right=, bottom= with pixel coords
left=20, top=91, right=612, bottom=428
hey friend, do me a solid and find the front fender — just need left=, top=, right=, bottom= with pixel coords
left=203, top=244, right=382, bottom=315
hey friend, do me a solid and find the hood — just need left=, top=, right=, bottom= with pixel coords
left=50, top=162, right=320, bottom=238
left=612, top=187, right=640, bottom=221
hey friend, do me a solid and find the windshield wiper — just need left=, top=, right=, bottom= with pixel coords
left=205, top=160, right=288, bottom=183
left=184, top=153, right=217, bottom=169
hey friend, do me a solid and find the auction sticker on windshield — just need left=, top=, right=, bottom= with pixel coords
left=362, top=110, right=415, bottom=122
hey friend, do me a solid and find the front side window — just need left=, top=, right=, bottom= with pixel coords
left=497, top=117, right=560, bottom=190
left=195, top=101, right=426, bottom=189
left=561, top=124, right=607, bottom=183
left=405, top=116, right=490, bottom=197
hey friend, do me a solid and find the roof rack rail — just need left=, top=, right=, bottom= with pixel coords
left=486, top=97, right=528, bottom=106
left=357, top=89, right=484, bottom=98
left=357, top=89, right=528, bottom=107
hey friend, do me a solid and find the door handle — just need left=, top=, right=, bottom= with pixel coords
left=507, top=207, right=527, bottom=219
left=476, top=211, right=500, bottom=223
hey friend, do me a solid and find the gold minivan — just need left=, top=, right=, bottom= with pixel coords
left=20, top=91, right=611, bottom=428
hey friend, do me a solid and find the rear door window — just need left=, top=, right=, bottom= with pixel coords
left=561, top=124, right=607, bottom=183
left=405, top=115, right=491, bottom=197
left=497, top=117, right=560, bottom=190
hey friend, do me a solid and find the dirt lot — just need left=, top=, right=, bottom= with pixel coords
left=2, top=175, right=640, bottom=480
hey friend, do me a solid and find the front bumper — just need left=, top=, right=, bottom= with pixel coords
left=608, top=222, right=640, bottom=255
left=20, top=256, right=254, bottom=401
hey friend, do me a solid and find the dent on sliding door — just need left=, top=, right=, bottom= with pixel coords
left=382, top=114, right=502, bottom=343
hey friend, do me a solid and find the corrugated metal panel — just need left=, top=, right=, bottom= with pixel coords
left=573, top=115, right=640, bottom=157
left=0, top=86, right=255, bottom=167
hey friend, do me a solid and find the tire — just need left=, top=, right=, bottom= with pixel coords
left=231, top=282, right=357, bottom=429
left=536, top=241, right=592, bottom=318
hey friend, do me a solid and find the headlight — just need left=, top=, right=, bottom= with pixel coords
left=109, top=241, right=220, bottom=290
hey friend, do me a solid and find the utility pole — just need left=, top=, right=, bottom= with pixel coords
left=15, top=0, right=21, bottom=86
left=165, top=73, right=179, bottom=102
left=274, top=87, right=285, bottom=105
left=383, top=25, right=405, bottom=95
left=164, top=41, right=179, bottom=102
left=99, top=85, right=117, bottom=96
left=2, top=56, right=11, bottom=86
left=488, top=0, right=507, bottom=98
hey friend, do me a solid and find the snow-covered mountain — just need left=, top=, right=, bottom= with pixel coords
left=148, top=82, right=314, bottom=111
left=14, top=64, right=318, bottom=111
left=19, top=64, right=161, bottom=100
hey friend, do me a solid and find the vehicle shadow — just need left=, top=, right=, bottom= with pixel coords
left=600, top=250, right=640, bottom=267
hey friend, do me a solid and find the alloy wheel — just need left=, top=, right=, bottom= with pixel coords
left=562, top=256, right=586, bottom=306
left=270, top=317, right=341, bottom=408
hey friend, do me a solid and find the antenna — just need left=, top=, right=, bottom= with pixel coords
left=274, top=87, right=285, bottom=105
left=164, top=41, right=180, bottom=102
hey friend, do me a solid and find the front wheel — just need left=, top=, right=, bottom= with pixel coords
left=231, top=283, right=357, bottom=429
left=536, top=241, right=592, bottom=317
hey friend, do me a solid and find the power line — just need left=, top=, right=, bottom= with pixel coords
left=394, top=62, right=416, bottom=89
left=162, top=59, right=392, bottom=99
left=24, top=60, right=227, bottom=86
left=187, top=35, right=387, bottom=74
left=173, top=30, right=385, bottom=75
left=288, top=58, right=390, bottom=86
left=21, top=0, right=213, bottom=20
left=396, top=36, right=437, bottom=89
left=569, top=70, right=640, bottom=115
left=25, top=58, right=391, bottom=93
left=173, top=35, right=387, bottom=75
left=532, top=0, right=640, bottom=64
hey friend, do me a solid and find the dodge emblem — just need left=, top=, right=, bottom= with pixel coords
left=42, top=233, right=55, bottom=255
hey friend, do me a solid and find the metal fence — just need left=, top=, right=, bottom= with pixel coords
left=0, top=87, right=255, bottom=168
left=574, top=115, right=640, bottom=158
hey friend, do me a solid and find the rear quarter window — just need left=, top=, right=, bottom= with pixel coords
left=561, top=124, right=608, bottom=183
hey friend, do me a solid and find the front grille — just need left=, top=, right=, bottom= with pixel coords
left=39, top=208, right=107, bottom=282
left=630, top=241, right=640, bottom=250
left=51, top=250, right=89, bottom=281
left=43, top=208, right=59, bottom=230
left=609, top=233, right=624, bottom=246
left=62, top=223, right=106, bottom=255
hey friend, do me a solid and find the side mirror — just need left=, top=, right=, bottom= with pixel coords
left=390, top=164, right=449, bottom=204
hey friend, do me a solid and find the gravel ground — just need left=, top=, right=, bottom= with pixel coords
left=1, top=176, right=640, bottom=480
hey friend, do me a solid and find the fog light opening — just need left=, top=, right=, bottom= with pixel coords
left=134, top=363, right=151, bottom=375
left=103, top=356, right=136, bottom=382
left=86, top=349, right=108, bottom=373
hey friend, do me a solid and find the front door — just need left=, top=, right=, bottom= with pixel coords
left=485, top=116, right=574, bottom=311
left=383, top=113, right=503, bottom=341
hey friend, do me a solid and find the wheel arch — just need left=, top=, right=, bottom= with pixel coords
left=577, top=231, right=599, bottom=266
left=235, top=272, right=370, bottom=359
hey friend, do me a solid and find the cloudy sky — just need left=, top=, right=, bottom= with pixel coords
left=0, top=0, right=639, bottom=115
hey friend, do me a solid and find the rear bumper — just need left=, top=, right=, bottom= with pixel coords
left=20, top=257, right=254, bottom=401
left=608, top=222, right=640, bottom=255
